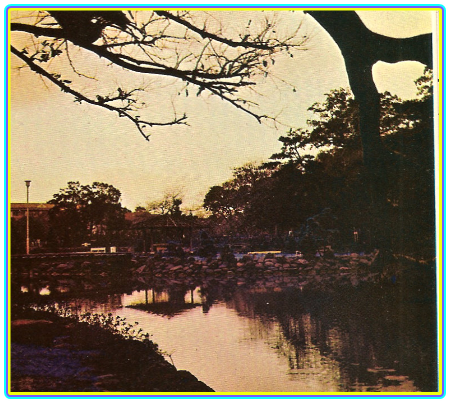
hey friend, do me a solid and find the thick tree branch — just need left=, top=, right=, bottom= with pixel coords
left=10, top=23, right=66, bottom=38
left=306, top=11, right=432, bottom=67
left=11, top=10, right=305, bottom=134
left=12, top=20, right=266, bottom=121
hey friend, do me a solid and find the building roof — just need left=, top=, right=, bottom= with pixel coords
left=11, top=203, right=54, bottom=210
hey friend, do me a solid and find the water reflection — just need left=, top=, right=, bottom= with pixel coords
left=16, top=275, right=436, bottom=393
left=130, top=287, right=202, bottom=317
left=233, top=285, right=435, bottom=392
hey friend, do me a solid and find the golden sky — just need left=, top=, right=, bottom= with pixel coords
left=8, top=8, right=436, bottom=210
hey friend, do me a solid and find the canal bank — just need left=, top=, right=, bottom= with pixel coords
left=9, top=306, right=214, bottom=394
left=11, top=249, right=434, bottom=292
left=9, top=251, right=437, bottom=393
left=12, top=250, right=434, bottom=291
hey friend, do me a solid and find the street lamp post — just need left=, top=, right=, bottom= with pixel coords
left=25, top=180, right=31, bottom=254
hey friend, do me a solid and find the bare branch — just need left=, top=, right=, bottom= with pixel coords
left=155, top=10, right=279, bottom=50
left=64, top=41, right=98, bottom=79
left=11, top=45, right=188, bottom=140
left=98, top=35, right=178, bottom=48
left=64, top=42, right=266, bottom=119
left=10, top=10, right=308, bottom=136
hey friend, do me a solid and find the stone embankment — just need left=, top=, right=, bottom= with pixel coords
left=15, top=250, right=410, bottom=291
left=14, top=257, right=132, bottom=277
left=132, top=252, right=385, bottom=288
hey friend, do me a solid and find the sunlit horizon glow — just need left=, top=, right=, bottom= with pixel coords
left=8, top=8, right=434, bottom=210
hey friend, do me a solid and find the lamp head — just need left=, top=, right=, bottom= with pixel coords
left=25, top=180, right=31, bottom=188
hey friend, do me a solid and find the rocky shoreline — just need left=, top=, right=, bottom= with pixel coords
left=17, top=250, right=388, bottom=286
left=135, top=251, right=384, bottom=286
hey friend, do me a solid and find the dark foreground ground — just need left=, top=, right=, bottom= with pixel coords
left=9, top=308, right=214, bottom=394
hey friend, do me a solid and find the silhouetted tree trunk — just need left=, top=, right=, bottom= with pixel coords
left=306, top=11, right=433, bottom=250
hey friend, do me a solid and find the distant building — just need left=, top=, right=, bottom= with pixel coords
left=10, top=203, right=54, bottom=220
left=10, top=203, right=210, bottom=254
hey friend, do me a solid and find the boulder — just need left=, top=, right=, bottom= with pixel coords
left=169, top=265, right=183, bottom=272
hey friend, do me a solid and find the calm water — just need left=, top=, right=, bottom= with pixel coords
left=28, top=278, right=437, bottom=393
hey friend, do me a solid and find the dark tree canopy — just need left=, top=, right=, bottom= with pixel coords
left=204, top=76, right=434, bottom=257
left=303, top=11, right=434, bottom=253
left=48, top=181, right=127, bottom=247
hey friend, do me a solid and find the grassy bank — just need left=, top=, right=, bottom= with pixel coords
left=9, top=306, right=214, bottom=394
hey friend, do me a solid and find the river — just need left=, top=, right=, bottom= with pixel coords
left=22, top=275, right=437, bottom=393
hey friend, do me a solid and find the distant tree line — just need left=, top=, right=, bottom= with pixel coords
left=11, top=183, right=196, bottom=253
left=46, top=181, right=129, bottom=248
left=10, top=181, right=129, bottom=253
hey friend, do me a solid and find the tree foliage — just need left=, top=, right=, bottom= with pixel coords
left=145, top=191, right=183, bottom=216
left=203, top=162, right=275, bottom=234
left=48, top=181, right=127, bottom=247
left=304, top=12, right=433, bottom=255
left=204, top=70, right=434, bottom=258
